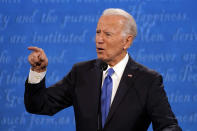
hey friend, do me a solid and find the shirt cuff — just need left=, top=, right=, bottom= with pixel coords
left=28, top=68, right=46, bottom=84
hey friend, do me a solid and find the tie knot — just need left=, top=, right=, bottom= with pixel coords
left=107, top=68, right=114, bottom=76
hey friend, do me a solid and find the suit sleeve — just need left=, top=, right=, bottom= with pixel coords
left=24, top=66, right=76, bottom=116
left=146, top=74, right=182, bottom=131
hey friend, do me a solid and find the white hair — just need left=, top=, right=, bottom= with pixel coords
left=102, top=8, right=137, bottom=38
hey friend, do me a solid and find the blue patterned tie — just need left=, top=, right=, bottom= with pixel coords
left=101, top=68, right=114, bottom=128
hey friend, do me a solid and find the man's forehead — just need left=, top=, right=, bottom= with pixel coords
left=97, top=15, right=126, bottom=27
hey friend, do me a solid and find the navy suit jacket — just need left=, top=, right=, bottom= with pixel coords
left=24, top=56, right=181, bottom=131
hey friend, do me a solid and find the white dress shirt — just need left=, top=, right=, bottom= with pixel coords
left=28, top=69, right=46, bottom=84
left=101, top=53, right=129, bottom=105
left=28, top=53, right=129, bottom=105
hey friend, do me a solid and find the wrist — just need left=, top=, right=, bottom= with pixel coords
left=31, top=66, right=47, bottom=73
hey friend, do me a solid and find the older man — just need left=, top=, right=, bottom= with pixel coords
left=25, top=8, right=181, bottom=131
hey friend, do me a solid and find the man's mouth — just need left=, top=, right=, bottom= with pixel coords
left=97, top=48, right=104, bottom=50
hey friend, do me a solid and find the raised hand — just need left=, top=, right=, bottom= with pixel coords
left=28, top=46, right=48, bottom=72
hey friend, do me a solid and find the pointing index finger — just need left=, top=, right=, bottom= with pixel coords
left=28, top=46, right=42, bottom=52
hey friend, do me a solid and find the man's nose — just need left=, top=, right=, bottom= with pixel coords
left=96, top=34, right=104, bottom=44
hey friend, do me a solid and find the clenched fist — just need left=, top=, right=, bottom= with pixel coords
left=28, top=46, right=48, bottom=72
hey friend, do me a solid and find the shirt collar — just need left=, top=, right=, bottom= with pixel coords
left=103, top=53, right=129, bottom=78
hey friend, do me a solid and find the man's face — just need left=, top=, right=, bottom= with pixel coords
left=96, top=15, right=128, bottom=66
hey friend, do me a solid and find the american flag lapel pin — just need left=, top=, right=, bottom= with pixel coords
left=128, top=74, right=133, bottom=78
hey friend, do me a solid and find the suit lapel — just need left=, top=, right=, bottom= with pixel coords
left=105, top=56, right=139, bottom=125
left=86, top=60, right=103, bottom=115
left=91, top=59, right=103, bottom=104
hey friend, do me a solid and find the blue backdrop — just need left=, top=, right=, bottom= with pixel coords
left=0, top=0, right=197, bottom=131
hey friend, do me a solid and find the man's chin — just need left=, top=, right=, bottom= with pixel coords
left=97, top=57, right=109, bottom=63
left=97, top=56, right=106, bottom=62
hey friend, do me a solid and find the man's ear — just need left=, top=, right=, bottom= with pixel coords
left=124, top=35, right=133, bottom=49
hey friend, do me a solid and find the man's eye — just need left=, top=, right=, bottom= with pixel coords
left=96, top=30, right=100, bottom=34
left=105, top=32, right=111, bottom=36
